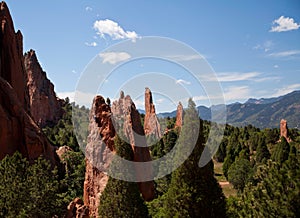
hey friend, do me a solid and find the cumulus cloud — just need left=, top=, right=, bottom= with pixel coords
left=99, top=52, right=131, bottom=64
left=175, top=79, right=191, bottom=85
left=270, top=16, right=300, bottom=32
left=85, top=42, right=97, bottom=47
left=93, top=19, right=139, bottom=42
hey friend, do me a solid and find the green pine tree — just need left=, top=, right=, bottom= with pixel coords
left=163, top=98, right=226, bottom=218
left=0, top=152, right=63, bottom=218
left=98, top=135, right=149, bottom=218
left=271, top=136, right=290, bottom=164
left=255, top=136, right=270, bottom=164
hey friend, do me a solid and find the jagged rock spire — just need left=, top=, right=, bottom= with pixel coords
left=144, top=87, right=162, bottom=138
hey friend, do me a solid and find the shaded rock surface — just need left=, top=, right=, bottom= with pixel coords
left=0, top=1, right=58, bottom=164
left=144, top=87, right=162, bottom=138
left=0, top=77, right=58, bottom=163
left=24, top=49, right=64, bottom=127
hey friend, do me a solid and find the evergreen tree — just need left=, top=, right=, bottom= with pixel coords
left=163, top=98, right=226, bottom=218
left=271, top=136, right=290, bottom=164
left=228, top=158, right=253, bottom=192
left=0, top=152, right=63, bottom=217
left=236, top=159, right=299, bottom=217
left=98, top=135, right=149, bottom=218
left=256, top=136, right=270, bottom=164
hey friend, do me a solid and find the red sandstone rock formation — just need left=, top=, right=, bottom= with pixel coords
left=84, top=94, right=155, bottom=217
left=66, top=198, right=89, bottom=218
left=111, top=91, right=155, bottom=200
left=0, top=1, right=29, bottom=111
left=25, top=50, right=64, bottom=127
left=144, top=87, right=162, bottom=138
left=280, top=119, right=291, bottom=142
left=0, top=77, right=58, bottom=163
left=175, top=101, right=184, bottom=128
left=84, top=96, right=115, bottom=218
left=0, top=1, right=58, bottom=164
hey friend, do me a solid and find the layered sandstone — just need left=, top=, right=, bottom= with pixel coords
left=175, top=101, right=184, bottom=128
left=144, top=87, right=161, bottom=138
left=24, top=49, right=64, bottom=127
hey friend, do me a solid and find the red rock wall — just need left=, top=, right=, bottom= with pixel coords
left=24, top=50, right=64, bottom=127
left=0, top=2, right=58, bottom=165
left=0, top=2, right=29, bottom=111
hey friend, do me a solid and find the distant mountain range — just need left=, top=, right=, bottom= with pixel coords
left=150, top=90, right=300, bottom=129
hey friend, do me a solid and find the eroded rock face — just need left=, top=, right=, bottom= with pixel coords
left=0, top=1, right=29, bottom=111
left=84, top=96, right=115, bottom=218
left=0, top=77, right=58, bottom=164
left=144, top=87, right=161, bottom=138
left=112, top=92, right=155, bottom=201
left=0, top=2, right=58, bottom=164
left=175, top=101, right=184, bottom=129
left=84, top=94, right=155, bottom=217
left=24, top=50, right=64, bottom=127
left=280, top=119, right=291, bottom=142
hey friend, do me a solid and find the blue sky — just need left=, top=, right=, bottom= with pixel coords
left=5, top=0, right=300, bottom=112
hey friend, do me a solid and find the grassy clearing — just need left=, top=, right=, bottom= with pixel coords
left=214, top=161, right=237, bottom=198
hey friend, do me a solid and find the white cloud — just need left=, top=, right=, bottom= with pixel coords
left=166, top=54, right=203, bottom=61
left=72, top=70, right=77, bottom=74
left=99, top=52, right=131, bottom=64
left=270, top=16, right=300, bottom=32
left=273, top=65, right=279, bottom=68
left=223, top=86, right=251, bottom=102
left=201, top=71, right=279, bottom=83
left=85, top=42, right=98, bottom=47
left=272, top=84, right=300, bottom=96
left=93, top=19, right=139, bottom=42
left=192, top=86, right=251, bottom=104
left=253, top=40, right=273, bottom=52
left=212, top=72, right=260, bottom=82
left=57, top=91, right=95, bottom=107
left=175, top=79, right=191, bottom=85
left=85, top=6, right=93, bottom=11
left=268, top=50, right=300, bottom=58
left=57, top=92, right=75, bottom=102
